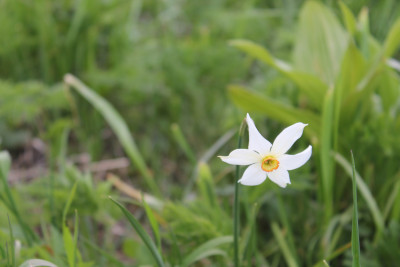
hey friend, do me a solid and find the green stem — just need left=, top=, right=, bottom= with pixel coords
left=233, top=118, right=247, bottom=267
left=350, top=151, right=361, bottom=267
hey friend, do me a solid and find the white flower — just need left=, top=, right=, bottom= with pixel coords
left=219, top=114, right=312, bottom=188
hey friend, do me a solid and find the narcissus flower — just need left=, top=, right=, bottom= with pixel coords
left=219, top=114, right=312, bottom=188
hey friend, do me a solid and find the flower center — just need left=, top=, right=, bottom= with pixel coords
left=261, top=156, right=279, bottom=172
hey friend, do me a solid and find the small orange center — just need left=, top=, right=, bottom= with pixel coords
left=261, top=156, right=279, bottom=172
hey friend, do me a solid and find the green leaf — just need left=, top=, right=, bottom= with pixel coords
left=63, top=226, right=76, bottom=267
left=229, top=39, right=327, bottom=108
left=229, top=39, right=291, bottom=71
left=350, top=152, right=361, bottom=267
left=0, top=151, right=11, bottom=177
left=62, top=183, right=78, bottom=267
left=181, top=236, right=233, bottom=267
left=0, top=151, right=36, bottom=245
left=383, top=18, right=400, bottom=58
left=19, top=259, right=57, bottom=267
left=228, top=85, right=320, bottom=137
left=197, top=162, right=217, bottom=208
left=339, top=1, right=356, bottom=35
left=142, top=196, right=161, bottom=253
left=320, top=89, right=334, bottom=222
left=109, top=197, right=165, bottom=267
left=334, top=153, right=384, bottom=239
left=293, top=1, right=348, bottom=85
left=64, top=74, right=160, bottom=196
left=7, top=215, right=15, bottom=267
left=271, top=222, right=298, bottom=267
left=62, top=182, right=77, bottom=223
left=171, top=123, right=196, bottom=164
left=375, top=68, right=400, bottom=112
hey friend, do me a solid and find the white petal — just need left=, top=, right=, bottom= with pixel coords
left=270, top=122, right=308, bottom=155
left=278, top=145, right=312, bottom=170
left=219, top=149, right=261, bottom=165
left=238, top=163, right=267, bottom=186
left=267, top=168, right=291, bottom=188
left=246, top=113, right=272, bottom=154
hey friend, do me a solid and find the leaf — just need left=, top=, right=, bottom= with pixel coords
left=271, top=222, right=298, bottom=267
left=334, top=152, right=384, bottom=239
left=339, top=1, right=356, bottom=35
left=64, top=74, right=160, bottom=196
left=197, top=162, right=217, bottom=208
left=383, top=18, right=400, bottom=58
left=181, top=236, right=233, bottom=267
left=0, top=151, right=36, bottom=245
left=320, top=89, right=335, bottom=222
left=109, top=197, right=165, bottom=267
left=8, top=215, right=15, bottom=267
left=19, top=259, right=58, bottom=267
left=350, top=152, right=361, bottom=267
left=228, top=85, right=320, bottom=137
left=62, top=183, right=78, bottom=267
left=0, top=151, right=11, bottom=177
left=142, top=196, right=161, bottom=252
left=62, top=182, right=77, bottom=223
left=293, top=1, right=348, bottom=85
left=171, top=123, right=196, bottom=164
left=229, top=39, right=327, bottom=108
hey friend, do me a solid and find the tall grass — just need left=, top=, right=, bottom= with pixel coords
left=0, top=0, right=399, bottom=266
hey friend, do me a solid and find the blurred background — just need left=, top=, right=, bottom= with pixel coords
left=1, top=0, right=400, bottom=266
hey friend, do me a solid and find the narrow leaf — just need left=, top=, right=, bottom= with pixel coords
left=109, top=197, right=165, bottom=267
left=142, top=196, right=161, bottom=252
left=171, top=123, right=196, bottom=164
left=383, top=18, right=400, bottom=58
left=228, top=85, right=320, bottom=137
left=350, top=152, right=361, bottom=267
left=64, top=74, right=160, bottom=196
left=62, top=183, right=78, bottom=267
left=7, top=215, right=15, bottom=267
left=320, top=89, right=335, bottom=222
left=197, top=162, right=217, bottom=208
left=181, top=236, right=233, bottom=267
left=334, top=153, right=384, bottom=239
left=19, top=259, right=58, bottom=267
left=271, top=222, right=298, bottom=267
left=339, top=1, right=356, bottom=35
left=229, top=39, right=327, bottom=108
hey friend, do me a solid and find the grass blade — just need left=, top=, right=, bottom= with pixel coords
left=233, top=118, right=247, bottom=267
left=320, top=89, right=334, bottom=223
left=271, top=222, right=298, bottom=267
left=18, top=259, right=57, bottom=267
left=339, top=1, right=356, bottom=35
left=0, top=151, right=36, bottom=245
left=142, top=196, right=161, bottom=252
left=109, top=197, right=165, bottom=267
left=350, top=151, right=360, bottom=267
left=181, top=236, right=233, bottom=267
left=228, top=85, right=320, bottom=137
left=383, top=18, right=400, bottom=58
left=64, top=74, right=160, bottom=196
left=62, top=183, right=78, bottom=267
left=171, top=123, right=196, bottom=164
left=334, top=152, right=384, bottom=239
left=229, top=39, right=327, bottom=109
left=7, top=215, right=15, bottom=267
left=197, top=163, right=217, bottom=208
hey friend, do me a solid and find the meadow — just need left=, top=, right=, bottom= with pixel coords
left=1, top=0, right=400, bottom=266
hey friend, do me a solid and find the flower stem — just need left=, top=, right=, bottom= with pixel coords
left=233, top=118, right=247, bottom=267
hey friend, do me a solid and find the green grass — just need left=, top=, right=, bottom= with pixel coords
left=0, top=0, right=399, bottom=266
